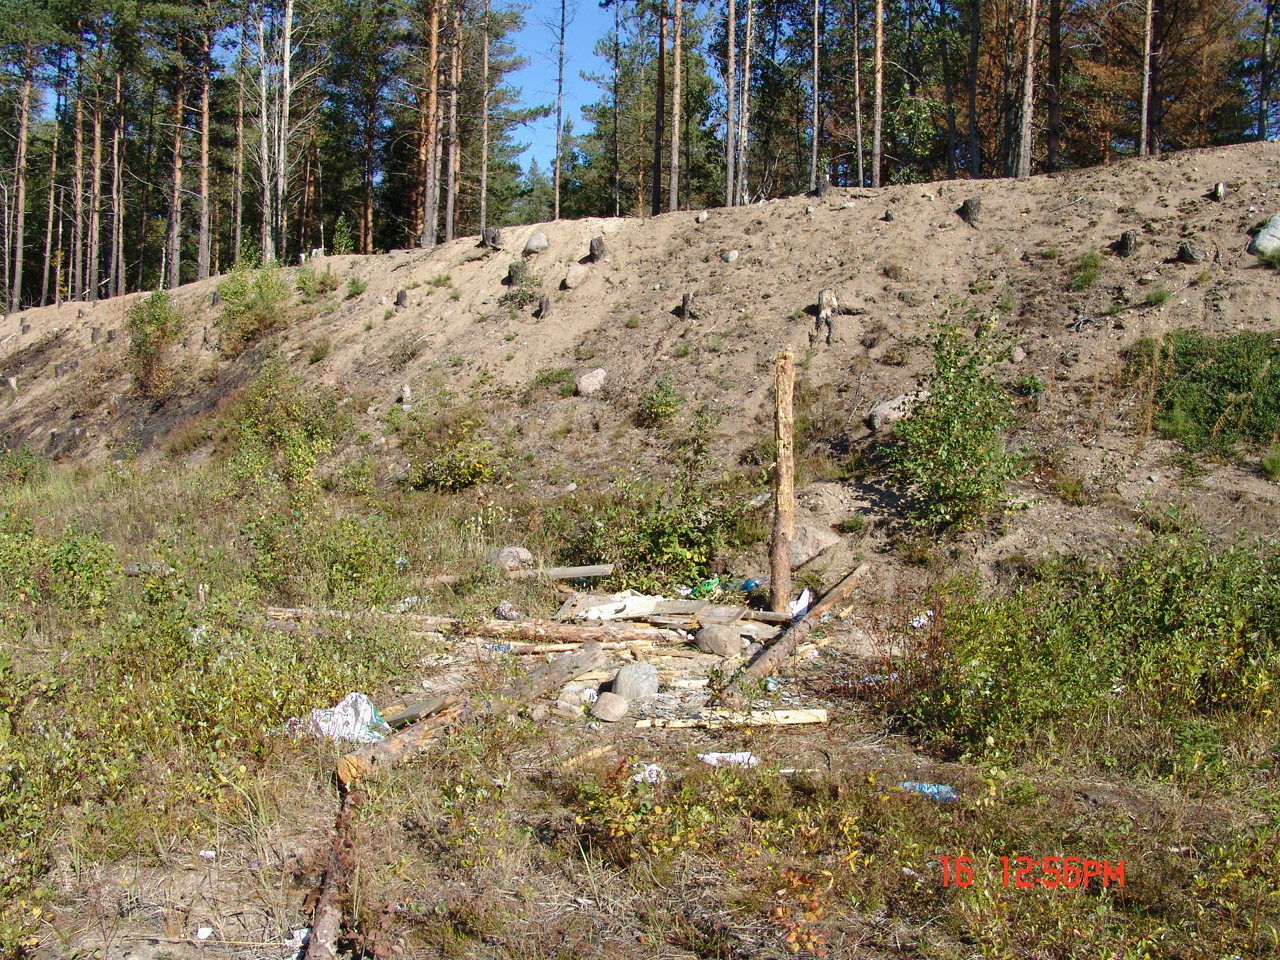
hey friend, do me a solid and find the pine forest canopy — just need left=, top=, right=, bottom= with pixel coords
left=0, top=0, right=1274, bottom=313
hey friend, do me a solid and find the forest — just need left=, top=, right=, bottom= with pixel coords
left=0, top=0, right=1274, bottom=313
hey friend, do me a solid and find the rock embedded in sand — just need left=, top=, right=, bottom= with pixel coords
left=524, top=231, right=549, bottom=255
left=591, top=692, right=629, bottom=722
left=612, top=663, right=659, bottom=701
left=695, top=626, right=747, bottom=658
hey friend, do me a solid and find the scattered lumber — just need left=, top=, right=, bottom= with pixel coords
left=336, top=705, right=462, bottom=784
left=717, top=561, right=872, bottom=703
left=265, top=606, right=680, bottom=644
left=770, top=351, right=796, bottom=614
left=635, top=708, right=828, bottom=729
left=382, top=694, right=458, bottom=729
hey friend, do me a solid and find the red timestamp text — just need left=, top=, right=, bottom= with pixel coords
left=939, top=855, right=1125, bottom=888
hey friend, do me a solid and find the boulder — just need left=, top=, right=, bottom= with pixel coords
left=612, top=663, right=659, bottom=701
left=492, top=545, right=535, bottom=578
left=1248, top=213, right=1280, bottom=258
left=1176, top=241, right=1209, bottom=265
left=590, top=692, right=629, bottom=722
left=695, top=625, right=747, bottom=658
left=523, top=231, right=549, bottom=255
left=576, top=368, right=607, bottom=395
left=695, top=210, right=709, bottom=223
left=866, top=391, right=927, bottom=432
left=721, top=249, right=739, bottom=264
left=563, top=262, right=591, bottom=289
left=791, top=524, right=841, bottom=567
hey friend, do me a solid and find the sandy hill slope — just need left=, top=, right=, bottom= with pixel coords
left=3, top=141, right=1280, bottom=577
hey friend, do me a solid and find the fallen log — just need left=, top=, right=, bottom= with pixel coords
left=635, top=708, right=828, bottom=729
left=303, top=787, right=366, bottom=960
left=336, top=642, right=607, bottom=785
left=717, top=561, right=872, bottom=703
left=382, top=694, right=458, bottom=729
left=265, top=606, right=681, bottom=644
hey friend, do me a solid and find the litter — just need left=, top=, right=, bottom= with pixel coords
left=909, top=611, right=933, bottom=629
left=631, top=763, right=666, bottom=783
left=196, top=927, right=214, bottom=941
left=286, top=692, right=391, bottom=745
left=394, top=596, right=424, bottom=613
left=198, top=849, right=216, bottom=861
left=484, top=642, right=514, bottom=653
left=698, top=751, right=760, bottom=768
left=788, top=588, right=813, bottom=619
left=897, top=781, right=959, bottom=803
left=580, top=688, right=599, bottom=704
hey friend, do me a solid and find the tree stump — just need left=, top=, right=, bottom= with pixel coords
left=681, top=293, right=698, bottom=319
left=881, top=208, right=896, bottom=222
left=394, top=289, right=409, bottom=308
left=814, top=172, right=831, bottom=197
left=1117, top=229, right=1141, bottom=258
left=588, top=237, right=607, bottom=262
left=90, top=327, right=101, bottom=344
left=482, top=226, right=503, bottom=249
left=536, top=296, right=552, bottom=319
left=1212, top=182, right=1227, bottom=202
left=958, top=197, right=982, bottom=225
left=506, top=260, right=527, bottom=285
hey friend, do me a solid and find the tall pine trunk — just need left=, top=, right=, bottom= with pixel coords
left=72, top=52, right=84, bottom=300
left=9, top=63, right=33, bottom=311
left=853, top=0, right=864, bottom=186
left=111, top=71, right=125, bottom=297
left=736, top=0, right=753, bottom=203
left=480, top=0, right=491, bottom=230
left=41, top=80, right=61, bottom=306
left=726, top=0, right=736, bottom=206
left=166, top=54, right=185, bottom=290
left=1047, top=0, right=1061, bottom=169
left=197, top=33, right=212, bottom=279
left=967, top=0, right=981, bottom=176
left=274, top=0, right=295, bottom=262
left=258, top=16, right=271, bottom=260
left=421, top=0, right=441, bottom=246
left=88, top=97, right=103, bottom=301
left=668, top=0, right=682, bottom=212
left=651, top=7, right=666, bottom=215
left=443, top=0, right=461, bottom=241
left=940, top=0, right=959, bottom=178
left=1015, top=0, right=1039, bottom=178
left=1262, top=1, right=1275, bottom=140
left=809, top=0, right=819, bottom=192
left=233, top=11, right=246, bottom=262
left=1139, top=0, right=1153, bottom=156
left=871, top=0, right=883, bottom=187
left=554, top=0, right=566, bottom=219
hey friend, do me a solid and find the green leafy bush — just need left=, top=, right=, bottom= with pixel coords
left=890, top=323, right=1024, bottom=529
left=0, top=447, right=48, bottom=487
left=1069, top=250, right=1103, bottom=291
left=346, top=276, right=368, bottom=300
left=1128, top=330, right=1280, bottom=454
left=331, top=213, right=354, bottom=254
left=531, top=367, right=576, bottom=398
left=230, top=362, right=348, bottom=488
left=296, top=265, right=339, bottom=303
left=1262, top=445, right=1280, bottom=481
left=635, top=377, right=684, bottom=428
left=125, top=291, right=184, bottom=397
left=883, top=534, right=1280, bottom=781
left=498, top=263, right=541, bottom=308
left=218, top=263, right=292, bottom=351
left=404, top=414, right=500, bottom=492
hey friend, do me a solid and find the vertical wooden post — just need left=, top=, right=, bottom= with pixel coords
left=770, top=350, right=795, bottom=614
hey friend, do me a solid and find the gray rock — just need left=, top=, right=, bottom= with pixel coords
left=1176, top=241, right=1209, bottom=265
left=524, top=231, right=549, bottom=255
left=1249, top=213, right=1280, bottom=258
left=791, top=524, right=841, bottom=567
left=721, top=249, right=739, bottom=264
left=400, top=382, right=413, bottom=405
left=563, top=262, right=591, bottom=289
left=612, top=663, right=659, bottom=701
left=591, top=691, right=629, bottom=722
left=576, top=368, right=607, bottom=395
left=695, top=625, right=748, bottom=658
left=866, top=391, right=928, bottom=432
left=695, top=210, right=709, bottom=223
left=492, top=545, right=535, bottom=578
left=1010, top=345, right=1027, bottom=363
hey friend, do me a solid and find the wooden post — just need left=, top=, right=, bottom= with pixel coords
left=769, top=351, right=796, bottom=613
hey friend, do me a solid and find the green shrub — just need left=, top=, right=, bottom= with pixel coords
left=230, top=362, right=348, bottom=488
left=1261, top=445, right=1280, bottom=481
left=297, top=265, right=339, bottom=303
left=308, top=338, right=331, bottom=364
left=218, top=263, right=292, bottom=351
left=498, top=263, right=541, bottom=308
left=404, top=415, right=500, bottom=492
left=890, top=323, right=1024, bottom=529
left=635, top=377, right=684, bottom=428
left=0, top=447, right=48, bottom=487
left=346, top=276, right=368, bottom=299
left=332, top=213, right=354, bottom=254
left=429, top=274, right=451, bottom=288
left=1145, top=283, right=1172, bottom=307
left=883, top=534, right=1280, bottom=781
left=1128, top=330, right=1280, bottom=454
left=531, top=367, right=575, bottom=398
left=1069, top=250, right=1103, bottom=291
left=126, top=291, right=184, bottom=397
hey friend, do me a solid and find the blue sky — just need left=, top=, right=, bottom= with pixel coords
left=507, top=0, right=612, bottom=169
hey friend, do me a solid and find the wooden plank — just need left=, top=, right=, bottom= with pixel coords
left=635, top=708, right=828, bottom=729
left=718, top=562, right=873, bottom=703
left=770, top=351, right=796, bottom=613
